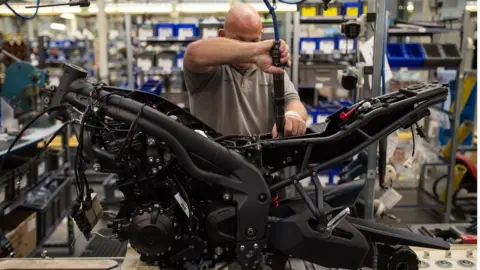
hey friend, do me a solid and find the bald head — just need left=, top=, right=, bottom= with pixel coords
left=220, top=3, right=263, bottom=43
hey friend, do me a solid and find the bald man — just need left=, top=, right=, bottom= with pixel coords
left=184, top=4, right=307, bottom=137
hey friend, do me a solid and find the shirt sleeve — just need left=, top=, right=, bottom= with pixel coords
left=283, top=71, right=300, bottom=105
left=183, top=66, right=221, bottom=96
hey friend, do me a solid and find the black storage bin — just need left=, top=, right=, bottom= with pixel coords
left=29, top=153, right=49, bottom=185
left=21, top=176, right=73, bottom=242
left=422, top=43, right=462, bottom=68
left=46, top=149, right=65, bottom=172
left=12, top=160, right=35, bottom=196
left=0, top=171, right=14, bottom=206
left=440, top=44, right=462, bottom=67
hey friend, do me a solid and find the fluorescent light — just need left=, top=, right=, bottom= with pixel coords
left=50, top=23, right=66, bottom=31
left=60, top=13, right=75, bottom=19
left=406, top=2, right=414, bottom=12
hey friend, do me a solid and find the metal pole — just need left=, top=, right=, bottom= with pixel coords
left=38, top=36, right=45, bottom=69
left=125, top=13, right=134, bottom=89
left=363, top=0, right=387, bottom=221
left=444, top=11, right=472, bottom=223
left=97, top=0, right=108, bottom=82
left=285, top=12, right=293, bottom=78
left=292, top=11, right=300, bottom=89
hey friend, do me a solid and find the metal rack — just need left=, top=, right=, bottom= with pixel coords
left=0, top=124, right=75, bottom=256
left=386, top=11, right=476, bottom=223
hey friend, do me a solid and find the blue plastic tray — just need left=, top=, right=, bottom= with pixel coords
left=300, top=38, right=319, bottom=54
left=387, top=43, right=425, bottom=68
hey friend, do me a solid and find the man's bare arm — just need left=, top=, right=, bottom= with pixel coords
left=286, top=99, right=308, bottom=121
left=184, top=38, right=288, bottom=74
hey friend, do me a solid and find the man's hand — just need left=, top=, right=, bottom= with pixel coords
left=272, top=111, right=307, bottom=138
left=253, top=39, right=290, bottom=74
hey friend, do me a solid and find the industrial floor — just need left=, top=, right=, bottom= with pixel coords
left=35, top=172, right=462, bottom=269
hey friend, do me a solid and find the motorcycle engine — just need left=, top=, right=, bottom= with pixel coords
left=98, top=128, right=238, bottom=269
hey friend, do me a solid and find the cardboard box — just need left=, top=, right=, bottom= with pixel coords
left=4, top=210, right=36, bottom=257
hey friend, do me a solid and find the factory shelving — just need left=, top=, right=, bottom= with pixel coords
left=299, top=15, right=357, bottom=24
left=388, top=27, right=463, bottom=37
left=136, top=36, right=199, bottom=43
left=0, top=123, right=74, bottom=257
left=387, top=11, right=477, bottom=223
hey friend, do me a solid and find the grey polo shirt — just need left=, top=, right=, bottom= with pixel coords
left=184, top=65, right=299, bottom=136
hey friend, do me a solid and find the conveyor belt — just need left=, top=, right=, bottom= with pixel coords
left=80, top=229, right=127, bottom=258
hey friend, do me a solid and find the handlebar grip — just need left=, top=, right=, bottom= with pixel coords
left=271, top=40, right=282, bottom=67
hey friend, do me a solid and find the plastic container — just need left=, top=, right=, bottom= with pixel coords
left=336, top=36, right=357, bottom=52
left=22, top=176, right=73, bottom=242
left=318, top=37, right=336, bottom=54
left=299, top=38, right=319, bottom=54
left=140, top=79, right=163, bottom=96
left=386, top=43, right=405, bottom=67
left=175, top=24, right=198, bottom=39
left=156, top=51, right=177, bottom=73
left=421, top=44, right=444, bottom=67
left=0, top=171, right=14, bottom=206
left=155, top=23, right=176, bottom=38
left=403, top=43, right=425, bottom=67
left=318, top=2, right=341, bottom=16
left=175, top=52, right=185, bottom=69
left=342, top=2, right=366, bottom=16
left=440, top=44, right=461, bottom=67
left=387, top=43, right=425, bottom=68
left=46, top=149, right=65, bottom=172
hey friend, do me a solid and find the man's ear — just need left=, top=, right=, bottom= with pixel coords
left=218, top=28, right=225, bottom=37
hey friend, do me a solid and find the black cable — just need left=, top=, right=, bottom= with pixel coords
left=75, top=105, right=91, bottom=201
left=119, top=104, right=146, bottom=155
left=0, top=105, right=68, bottom=177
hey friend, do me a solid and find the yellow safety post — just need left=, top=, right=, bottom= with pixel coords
left=442, top=121, right=475, bottom=159
left=449, top=72, right=476, bottom=113
left=440, top=164, right=467, bottom=203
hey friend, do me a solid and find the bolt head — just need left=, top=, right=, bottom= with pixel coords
left=240, top=245, right=245, bottom=251
left=222, top=192, right=231, bottom=201
left=152, top=168, right=158, bottom=174
left=148, top=157, right=154, bottom=163
left=253, top=243, right=258, bottom=249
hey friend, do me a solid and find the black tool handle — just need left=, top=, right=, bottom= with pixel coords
left=272, top=40, right=285, bottom=137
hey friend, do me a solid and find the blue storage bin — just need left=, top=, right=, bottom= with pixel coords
left=300, top=38, right=319, bottom=54
left=386, top=43, right=404, bottom=67
left=175, top=24, right=199, bottom=39
left=155, top=23, right=176, bottom=37
left=336, top=36, right=357, bottom=52
left=387, top=43, right=425, bottom=68
left=318, top=37, right=336, bottom=54
left=140, top=79, right=163, bottom=96
left=403, top=43, right=425, bottom=67
left=176, top=52, right=185, bottom=69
